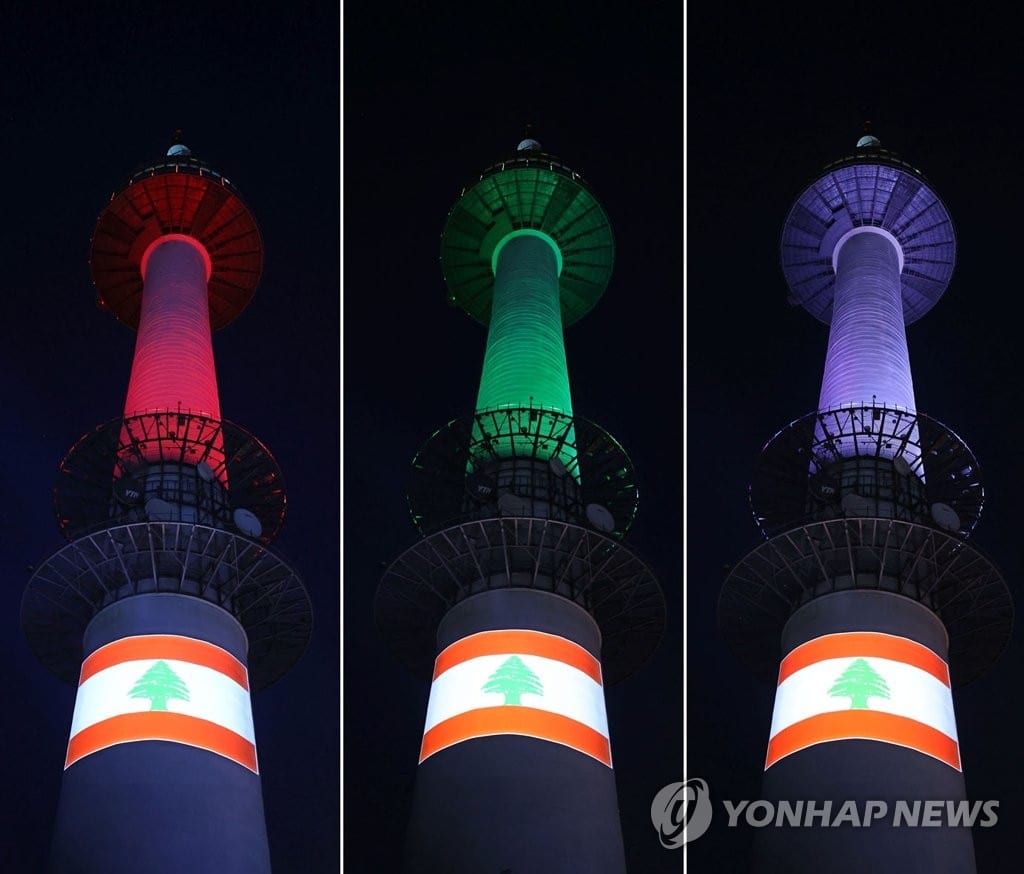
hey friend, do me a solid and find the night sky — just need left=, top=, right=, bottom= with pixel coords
left=1, top=3, right=682, bottom=874
left=688, top=8, right=1024, bottom=873
left=1, top=5, right=339, bottom=873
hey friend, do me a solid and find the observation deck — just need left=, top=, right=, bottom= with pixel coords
left=89, top=142, right=263, bottom=331
left=780, top=137, right=956, bottom=325
left=440, top=140, right=614, bottom=327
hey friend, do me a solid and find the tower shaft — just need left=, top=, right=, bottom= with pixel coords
left=754, top=591, right=974, bottom=874
left=125, top=236, right=219, bottom=420
left=50, top=595, right=271, bottom=874
left=477, top=232, right=572, bottom=420
left=819, top=230, right=915, bottom=415
left=123, top=235, right=226, bottom=477
left=404, top=589, right=625, bottom=874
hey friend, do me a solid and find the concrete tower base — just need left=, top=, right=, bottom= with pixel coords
left=753, top=591, right=975, bottom=874
left=403, top=589, right=626, bottom=874
left=50, top=594, right=271, bottom=874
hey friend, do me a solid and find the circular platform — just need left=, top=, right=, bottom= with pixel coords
left=749, top=405, right=984, bottom=540
left=406, top=407, right=639, bottom=538
left=89, top=150, right=262, bottom=331
left=22, top=522, right=313, bottom=691
left=54, top=412, right=288, bottom=546
left=375, top=517, right=665, bottom=686
left=718, top=517, right=1012, bottom=687
left=780, top=143, right=955, bottom=326
left=440, top=150, right=614, bottom=327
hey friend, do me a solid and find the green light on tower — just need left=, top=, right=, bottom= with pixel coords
left=441, top=147, right=614, bottom=473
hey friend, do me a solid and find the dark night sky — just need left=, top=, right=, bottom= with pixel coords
left=1, top=4, right=339, bottom=873
left=688, top=8, right=1024, bottom=873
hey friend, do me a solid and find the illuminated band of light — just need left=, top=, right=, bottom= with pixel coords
left=66, top=634, right=258, bottom=773
left=474, top=232, right=576, bottom=467
left=819, top=229, right=917, bottom=417
left=765, top=631, right=960, bottom=771
left=420, top=629, right=612, bottom=767
left=122, top=235, right=227, bottom=478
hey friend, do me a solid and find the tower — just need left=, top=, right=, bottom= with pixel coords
left=21, top=139, right=313, bottom=874
left=719, top=133, right=1013, bottom=872
left=375, top=135, right=666, bottom=873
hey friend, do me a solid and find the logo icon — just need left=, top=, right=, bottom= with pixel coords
left=652, top=777, right=712, bottom=848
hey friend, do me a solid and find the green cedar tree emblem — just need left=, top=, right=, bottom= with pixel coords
left=828, top=657, right=890, bottom=710
left=128, top=660, right=190, bottom=711
left=481, top=655, right=544, bottom=705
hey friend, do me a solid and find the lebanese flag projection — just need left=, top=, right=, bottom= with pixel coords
left=766, top=631, right=960, bottom=771
left=66, top=634, right=258, bottom=773
left=420, top=629, right=612, bottom=767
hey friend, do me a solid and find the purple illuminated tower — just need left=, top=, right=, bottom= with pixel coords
left=719, top=133, right=1013, bottom=873
left=21, top=138, right=312, bottom=873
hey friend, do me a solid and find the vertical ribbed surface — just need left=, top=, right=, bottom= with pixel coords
left=818, top=232, right=916, bottom=414
left=121, top=238, right=226, bottom=479
left=476, top=235, right=572, bottom=418
left=125, top=239, right=221, bottom=419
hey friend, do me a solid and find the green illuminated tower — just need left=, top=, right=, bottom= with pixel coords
left=376, top=135, right=666, bottom=873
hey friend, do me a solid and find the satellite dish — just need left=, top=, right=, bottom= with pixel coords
left=840, top=492, right=873, bottom=517
left=931, top=502, right=961, bottom=532
left=145, top=497, right=175, bottom=521
left=114, top=476, right=144, bottom=506
left=549, top=457, right=567, bottom=478
left=196, top=461, right=215, bottom=482
left=233, top=507, right=263, bottom=538
left=497, top=493, right=529, bottom=516
left=586, top=503, right=615, bottom=533
left=465, top=470, right=495, bottom=502
left=893, top=456, right=912, bottom=476
left=813, top=476, right=839, bottom=500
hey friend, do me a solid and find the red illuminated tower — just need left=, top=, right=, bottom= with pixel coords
left=21, top=138, right=312, bottom=874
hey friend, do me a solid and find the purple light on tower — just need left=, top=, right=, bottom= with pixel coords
left=821, top=228, right=912, bottom=414
left=781, top=144, right=956, bottom=471
left=720, top=133, right=1013, bottom=874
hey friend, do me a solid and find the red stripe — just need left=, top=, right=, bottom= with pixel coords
left=419, top=706, right=612, bottom=767
left=433, top=630, right=602, bottom=685
left=765, top=710, right=961, bottom=771
left=65, top=712, right=258, bottom=773
left=80, top=635, right=249, bottom=690
left=778, top=632, right=949, bottom=687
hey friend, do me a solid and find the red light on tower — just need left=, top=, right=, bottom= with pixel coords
left=89, top=142, right=262, bottom=484
left=22, top=138, right=312, bottom=874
